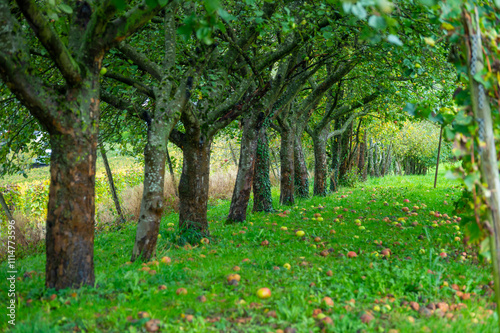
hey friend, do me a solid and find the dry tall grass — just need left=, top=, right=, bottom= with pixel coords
left=0, top=212, right=44, bottom=261
left=98, top=167, right=240, bottom=224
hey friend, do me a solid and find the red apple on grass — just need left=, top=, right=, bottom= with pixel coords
left=256, top=288, right=271, bottom=299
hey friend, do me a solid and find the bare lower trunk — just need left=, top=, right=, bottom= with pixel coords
left=373, top=143, right=380, bottom=177
left=379, top=144, right=386, bottom=176
left=294, top=135, right=309, bottom=198
left=384, top=145, right=392, bottom=176
left=280, top=127, right=294, bottom=205
left=358, top=131, right=367, bottom=181
left=368, top=137, right=374, bottom=177
left=338, top=122, right=351, bottom=184
left=329, top=136, right=337, bottom=192
left=131, top=123, right=167, bottom=262
left=178, top=137, right=211, bottom=236
left=46, top=133, right=96, bottom=289
left=313, top=133, right=328, bottom=196
left=227, top=113, right=259, bottom=223
left=100, top=145, right=125, bottom=224
left=253, top=129, right=273, bottom=212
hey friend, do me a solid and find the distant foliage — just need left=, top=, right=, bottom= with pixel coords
left=371, top=120, right=452, bottom=175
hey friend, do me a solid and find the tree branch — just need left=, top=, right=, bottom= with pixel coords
left=0, top=4, right=60, bottom=133
left=117, top=42, right=162, bottom=81
left=328, top=111, right=368, bottom=140
left=169, top=128, right=184, bottom=149
left=104, top=72, right=155, bottom=98
left=15, top=0, right=81, bottom=86
left=100, top=89, right=150, bottom=122
left=94, top=1, right=170, bottom=53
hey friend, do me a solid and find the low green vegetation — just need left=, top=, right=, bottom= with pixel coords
left=1, top=171, right=496, bottom=332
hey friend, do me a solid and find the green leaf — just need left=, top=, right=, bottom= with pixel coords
left=205, top=0, right=221, bottom=13
left=351, top=3, right=367, bottom=19
left=145, top=0, right=158, bottom=8
left=218, top=9, right=236, bottom=22
left=368, top=15, right=386, bottom=30
left=403, top=103, right=416, bottom=116
left=58, top=4, right=73, bottom=14
left=480, top=238, right=491, bottom=261
left=387, top=34, right=403, bottom=46
left=111, top=0, right=126, bottom=10
left=177, top=25, right=192, bottom=38
left=463, top=174, right=477, bottom=190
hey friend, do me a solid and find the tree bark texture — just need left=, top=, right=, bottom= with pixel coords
left=358, top=131, right=367, bottom=181
left=178, top=135, right=211, bottom=236
left=294, top=134, right=309, bottom=198
left=227, top=112, right=260, bottom=222
left=313, top=129, right=329, bottom=196
left=280, top=126, right=295, bottom=205
left=131, top=122, right=167, bottom=262
left=368, top=137, right=375, bottom=177
left=337, top=120, right=351, bottom=184
left=253, top=129, right=273, bottom=212
left=46, top=131, right=97, bottom=289
left=373, top=143, right=380, bottom=177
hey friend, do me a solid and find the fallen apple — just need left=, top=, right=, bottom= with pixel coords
left=296, top=230, right=305, bottom=237
left=347, top=251, right=357, bottom=258
left=227, top=274, right=241, bottom=283
left=256, top=288, right=271, bottom=299
left=161, top=256, right=172, bottom=264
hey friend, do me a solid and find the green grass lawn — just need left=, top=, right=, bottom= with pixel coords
left=1, top=171, right=497, bottom=332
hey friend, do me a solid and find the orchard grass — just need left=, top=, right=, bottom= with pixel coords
left=0, top=169, right=497, bottom=332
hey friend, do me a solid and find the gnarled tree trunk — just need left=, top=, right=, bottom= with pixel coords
left=178, top=135, right=211, bottom=236
left=131, top=122, right=167, bottom=262
left=280, top=126, right=294, bottom=205
left=253, top=129, right=273, bottom=212
left=313, top=128, right=329, bottom=196
left=227, top=112, right=260, bottom=223
left=337, top=120, right=351, bottom=184
left=358, top=131, right=367, bottom=181
left=46, top=128, right=97, bottom=289
left=294, top=134, right=309, bottom=198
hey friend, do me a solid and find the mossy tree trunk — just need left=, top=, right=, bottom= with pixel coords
left=227, top=111, right=260, bottom=223
left=131, top=121, right=168, bottom=261
left=253, top=129, right=273, bottom=212
left=312, top=126, right=329, bottom=196
left=279, top=120, right=295, bottom=206
left=358, top=131, right=367, bottom=181
left=178, top=134, right=212, bottom=236
left=294, top=134, right=309, bottom=198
